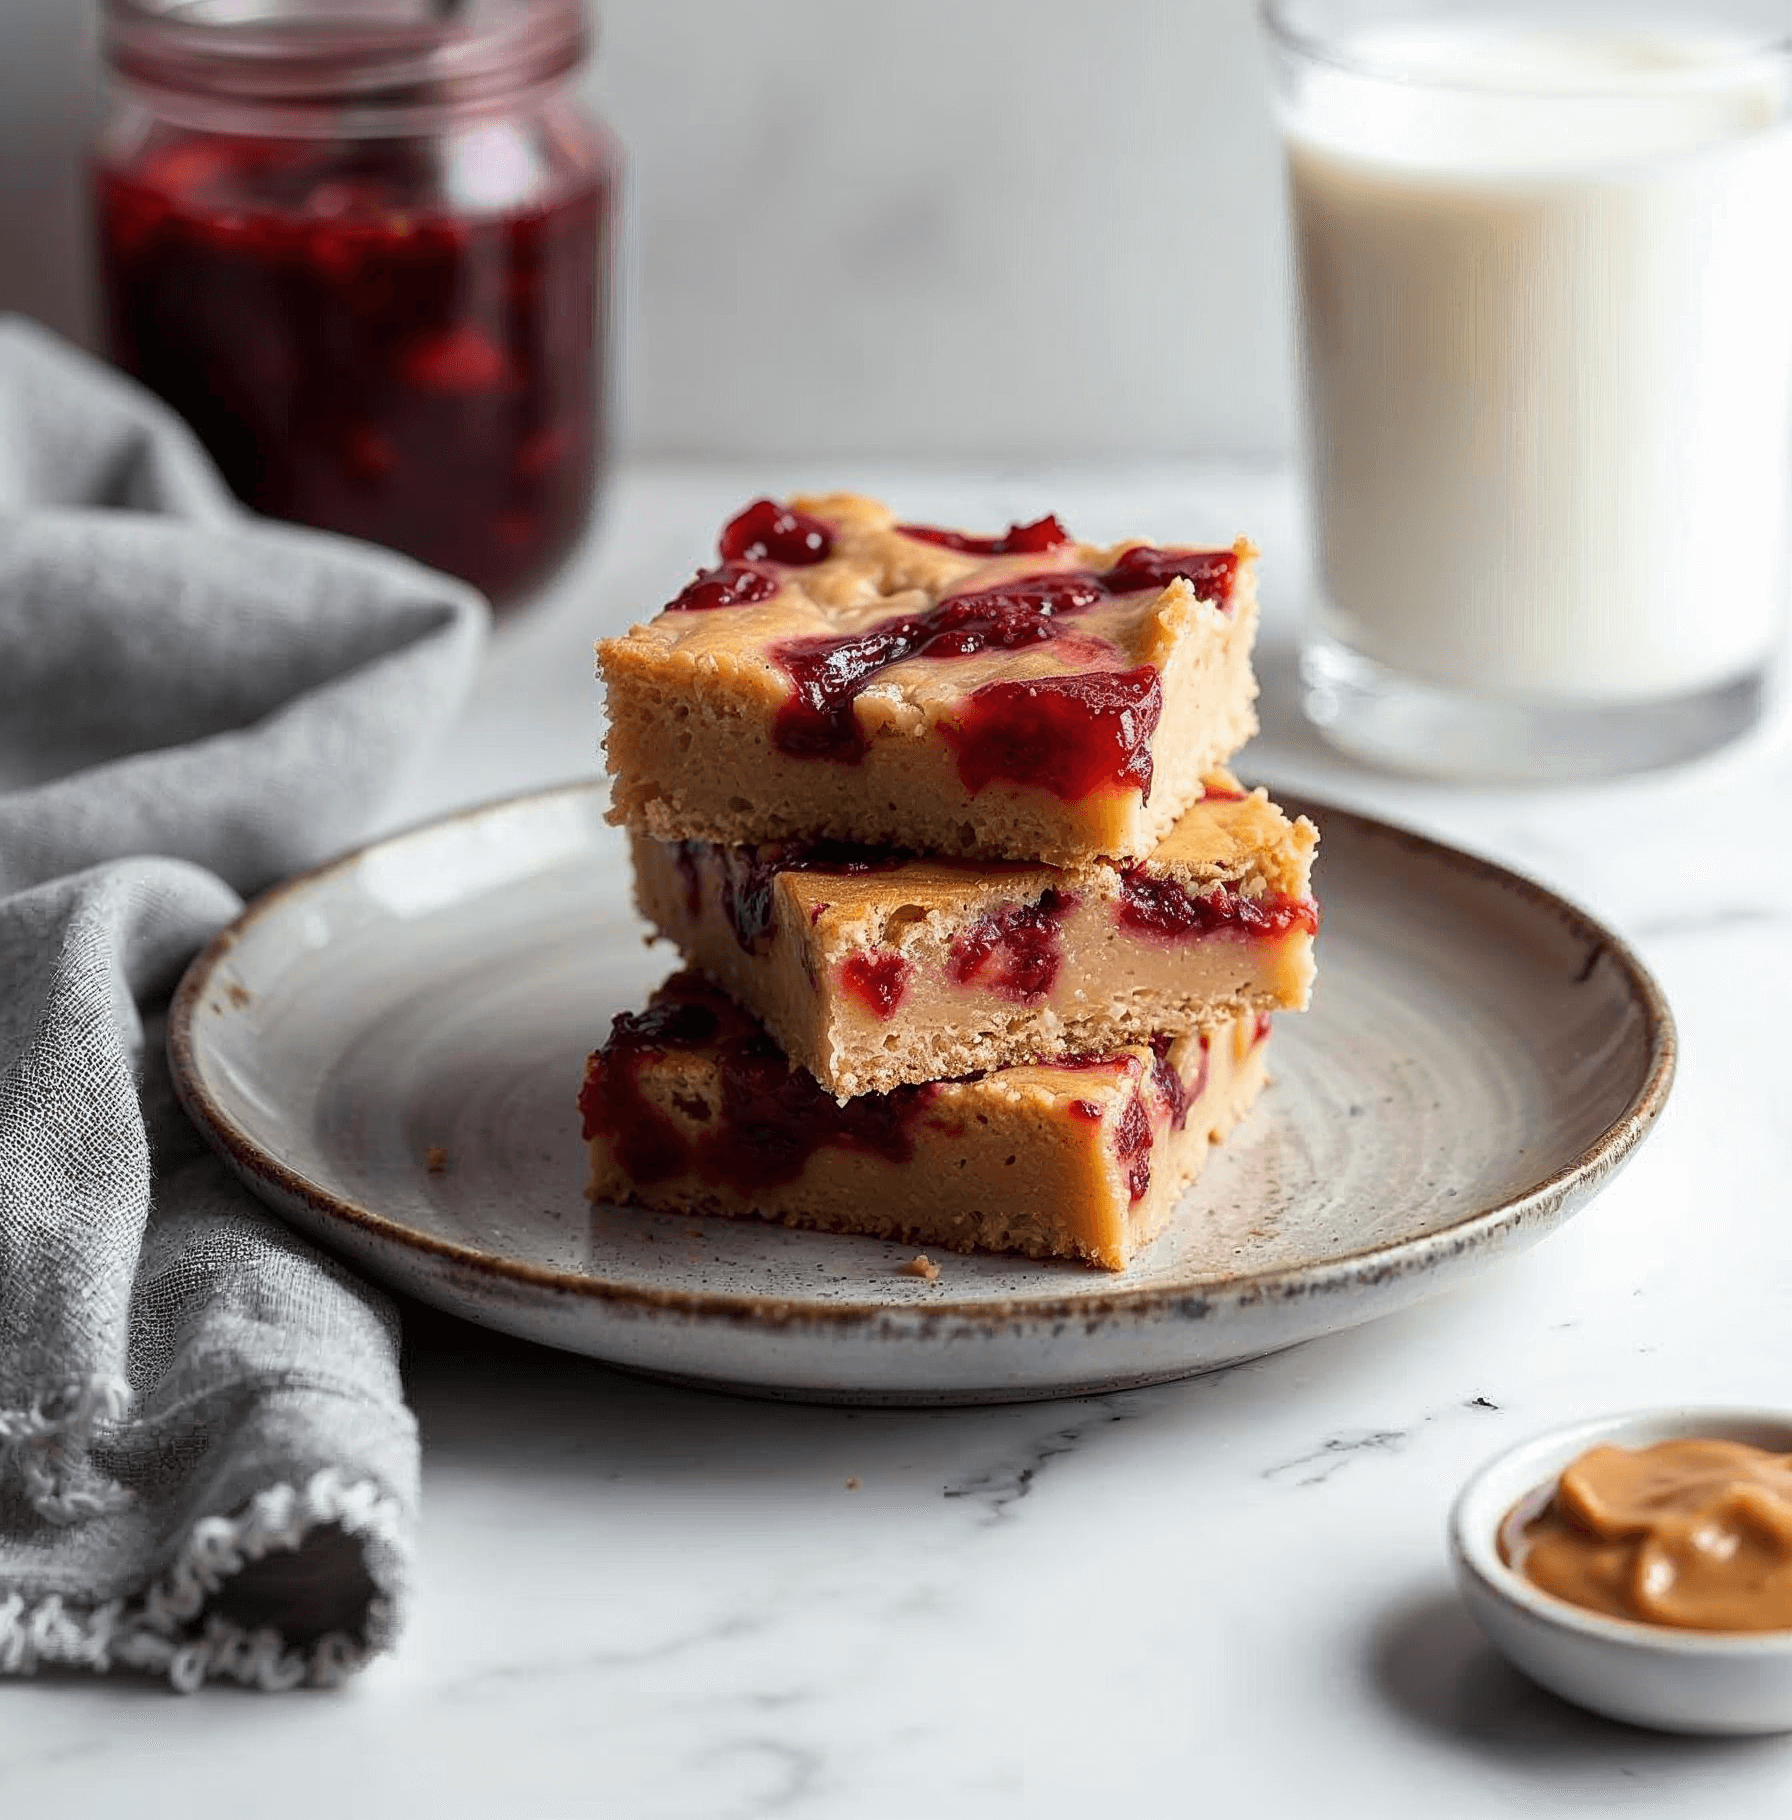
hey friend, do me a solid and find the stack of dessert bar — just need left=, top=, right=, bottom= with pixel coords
left=585, top=493, right=1317, bottom=1271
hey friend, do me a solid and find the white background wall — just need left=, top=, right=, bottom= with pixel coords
left=0, top=0, right=1296, bottom=462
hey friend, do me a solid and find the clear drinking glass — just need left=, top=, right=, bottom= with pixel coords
left=1262, top=0, right=1792, bottom=780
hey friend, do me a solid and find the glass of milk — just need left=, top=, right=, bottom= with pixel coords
left=1263, top=0, right=1792, bottom=779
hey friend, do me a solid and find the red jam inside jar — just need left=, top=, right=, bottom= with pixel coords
left=93, top=0, right=617, bottom=610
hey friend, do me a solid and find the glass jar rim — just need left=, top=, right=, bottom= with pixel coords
left=101, top=0, right=589, bottom=135
left=1259, top=0, right=1792, bottom=96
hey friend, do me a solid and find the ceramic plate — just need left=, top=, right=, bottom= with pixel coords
left=168, top=783, right=1673, bottom=1405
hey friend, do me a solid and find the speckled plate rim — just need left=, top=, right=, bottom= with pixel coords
left=166, top=780, right=1677, bottom=1333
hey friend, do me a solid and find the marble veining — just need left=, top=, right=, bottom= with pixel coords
left=433, top=1609, right=780, bottom=1699
left=1263, top=1428, right=1412, bottom=1487
left=940, top=1398, right=1133, bottom=1522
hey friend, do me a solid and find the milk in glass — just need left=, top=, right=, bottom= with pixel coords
left=1285, top=26, right=1792, bottom=704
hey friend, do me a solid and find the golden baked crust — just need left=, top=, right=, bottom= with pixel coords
left=598, top=493, right=1260, bottom=865
left=580, top=972, right=1271, bottom=1271
left=631, top=772, right=1318, bottom=1097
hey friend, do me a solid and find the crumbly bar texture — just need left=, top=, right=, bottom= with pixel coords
left=632, top=771, right=1318, bottom=1096
left=579, top=972, right=1271, bottom=1272
left=598, top=493, right=1260, bottom=866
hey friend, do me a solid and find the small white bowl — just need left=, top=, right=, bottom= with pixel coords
left=1451, top=1407, right=1792, bottom=1735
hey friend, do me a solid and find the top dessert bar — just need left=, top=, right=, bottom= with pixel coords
left=599, top=493, right=1260, bottom=865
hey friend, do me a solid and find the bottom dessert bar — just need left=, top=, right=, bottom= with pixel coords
left=579, top=972, right=1270, bottom=1272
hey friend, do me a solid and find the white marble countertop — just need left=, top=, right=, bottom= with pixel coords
left=11, top=463, right=1792, bottom=1816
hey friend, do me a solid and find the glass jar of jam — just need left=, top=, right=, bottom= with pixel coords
left=94, top=0, right=618, bottom=611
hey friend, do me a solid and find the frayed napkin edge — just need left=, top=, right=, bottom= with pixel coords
left=0, top=1375, right=138, bottom=1523
left=0, top=1464, right=405, bottom=1693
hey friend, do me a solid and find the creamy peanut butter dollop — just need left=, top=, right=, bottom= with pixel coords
left=1500, top=1439, right=1792, bottom=1632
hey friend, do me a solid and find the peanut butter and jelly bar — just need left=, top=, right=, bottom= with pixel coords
left=598, top=493, right=1259, bottom=866
left=580, top=973, right=1271, bottom=1272
left=631, top=771, right=1317, bottom=1097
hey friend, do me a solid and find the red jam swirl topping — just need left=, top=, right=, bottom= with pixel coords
left=947, top=890, right=1074, bottom=1002
left=668, top=560, right=780, bottom=613
left=667, top=502, right=833, bottom=610
left=678, top=840, right=908, bottom=951
left=897, top=514, right=1073, bottom=556
left=770, top=572, right=1110, bottom=763
left=772, top=625, right=917, bottom=761
left=1117, top=871, right=1319, bottom=941
left=765, top=540, right=1234, bottom=784
left=839, top=949, right=911, bottom=1019
left=908, top=573, right=1108, bottom=655
left=943, top=668, right=1164, bottom=803
left=579, top=973, right=928, bottom=1193
left=1104, top=545, right=1238, bottom=603
left=719, top=499, right=833, bottom=566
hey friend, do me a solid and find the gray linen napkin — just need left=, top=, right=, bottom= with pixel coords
left=0, top=318, right=487, bottom=1690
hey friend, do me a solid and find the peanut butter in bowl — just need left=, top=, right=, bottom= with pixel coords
left=1500, top=1439, right=1792, bottom=1634
left=1452, top=1409, right=1792, bottom=1734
